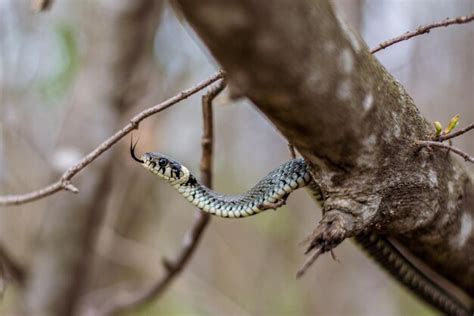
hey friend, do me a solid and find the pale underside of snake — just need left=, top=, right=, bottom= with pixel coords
left=131, top=143, right=471, bottom=316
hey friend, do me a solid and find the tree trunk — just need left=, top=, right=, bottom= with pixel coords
left=23, top=1, right=163, bottom=315
left=172, top=0, right=474, bottom=297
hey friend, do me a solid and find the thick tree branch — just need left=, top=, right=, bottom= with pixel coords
left=0, top=71, right=223, bottom=207
left=173, top=0, right=474, bottom=299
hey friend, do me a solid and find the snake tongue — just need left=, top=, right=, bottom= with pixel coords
left=130, top=136, right=144, bottom=163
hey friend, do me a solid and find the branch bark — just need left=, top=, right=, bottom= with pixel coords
left=173, top=0, right=474, bottom=299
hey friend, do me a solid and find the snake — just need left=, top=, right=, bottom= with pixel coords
left=131, top=143, right=471, bottom=316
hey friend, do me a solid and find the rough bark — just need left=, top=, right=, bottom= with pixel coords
left=173, top=0, right=474, bottom=297
left=23, top=1, right=163, bottom=315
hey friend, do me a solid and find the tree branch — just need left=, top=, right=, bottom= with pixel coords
left=438, top=123, right=474, bottom=142
left=0, top=71, right=224, bottom=207
left=370, top=13, right=474, bottom=54
left=417, top=140, right=474, bottom=163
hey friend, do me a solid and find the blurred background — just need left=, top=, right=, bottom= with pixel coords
left=0, top=0, right=472, bottom=315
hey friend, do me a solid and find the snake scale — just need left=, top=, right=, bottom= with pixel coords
left=131, top=145, right=470, bottom=315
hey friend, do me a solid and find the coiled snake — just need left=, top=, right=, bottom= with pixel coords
left=131, top=143, right=470, bottom=316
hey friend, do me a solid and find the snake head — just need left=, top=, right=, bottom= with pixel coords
left=130, top=137, right=190, bottom=185
left=141, top=152, right=190, bottom=185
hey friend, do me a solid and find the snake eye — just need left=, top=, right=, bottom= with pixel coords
left=158, top=158, right=167, bottom=167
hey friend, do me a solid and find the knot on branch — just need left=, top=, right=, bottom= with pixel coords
left=61, top=180, right=79, bottom=193
left=130, top=119, right=140, bottom=130
left=201, top=137, right=212, bottom=147
left=161, top=257, right=175, bottom=272
left=297, top=210, right=354, bottom=278
left=303, top=211, right=348, bottom=255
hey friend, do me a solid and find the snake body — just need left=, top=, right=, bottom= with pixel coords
left=134, top=149, right=470, bottom=315
left=142, top=152, right=312, bottom=217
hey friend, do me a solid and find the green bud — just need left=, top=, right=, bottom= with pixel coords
left=434, top=121, right=443, bottom=137
left=444, top=114, right=460, bottom=134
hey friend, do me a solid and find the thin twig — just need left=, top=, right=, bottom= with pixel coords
left=98, top=79, right=226, bottom=316
left=438, top=123, right=474, bottom=142
left=0, top=71, right=224, bottom=207
left=417, top=140, right=474, bottom=163
left=370, top=13, right=474, bottom=54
